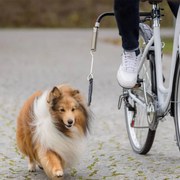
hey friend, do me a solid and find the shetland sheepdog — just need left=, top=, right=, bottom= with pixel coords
left=16, top=85, right=90, bottom=179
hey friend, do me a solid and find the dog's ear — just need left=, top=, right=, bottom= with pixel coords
left=47, top=87, right=61, bottom=104
left=72, top=89, right=83, bottom=102
left=72, top=89, right=80, bottom=96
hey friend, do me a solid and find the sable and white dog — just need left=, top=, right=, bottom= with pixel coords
left=16, top=85, right=90, bottom=179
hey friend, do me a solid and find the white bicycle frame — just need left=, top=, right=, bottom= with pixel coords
left=131, top=4, right=180, bottom=116
left=90, top=4, right=180, bottom=117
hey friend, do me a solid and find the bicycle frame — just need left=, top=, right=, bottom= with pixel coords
left=137, top=4, right=180, bottom=116
left=90, top=3, right=180, bottom=117
left=90, top=2, right=180, bottom=153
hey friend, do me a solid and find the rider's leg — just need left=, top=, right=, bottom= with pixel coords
left=114, top=0, right=139, bottom=50
left=167, top=1, right=179, bottom=18
left=114, top=0, right=140, bottom=88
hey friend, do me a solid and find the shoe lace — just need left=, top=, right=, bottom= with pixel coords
left=123, top=52, right=139, bottom=73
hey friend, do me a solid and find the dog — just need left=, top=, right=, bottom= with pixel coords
left=16, top=85, right=90, bottom=179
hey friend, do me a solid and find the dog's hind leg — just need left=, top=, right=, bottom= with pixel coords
left=38, top=150, right=64, bottom=178
left=28, top=157, right=36, bottom=172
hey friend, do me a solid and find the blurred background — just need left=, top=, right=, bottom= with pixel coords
left=0, top=0, right=174, bottom=28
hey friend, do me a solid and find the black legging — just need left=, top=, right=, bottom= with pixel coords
left=114, top=0, right=179, bottom=50
left=168, top=1, right=179, bottom=17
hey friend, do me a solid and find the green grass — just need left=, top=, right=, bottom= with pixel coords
left=0, top=0, right=173, bottom=28
left=162, top=37, right=173, bottom=54
left=103, top=37, right=173, bottom=55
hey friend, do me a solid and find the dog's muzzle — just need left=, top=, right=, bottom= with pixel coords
left=65, top=119, right=74, bottom=129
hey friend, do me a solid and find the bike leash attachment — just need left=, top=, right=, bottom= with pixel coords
left=87, top=20, right=100, bottom=106
left=87, top=12, right=115, bottom=106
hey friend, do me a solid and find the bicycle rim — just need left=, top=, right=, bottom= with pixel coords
left=174, top=55, right=180, bottom=149
left=124, top=23, right=157, bottom=154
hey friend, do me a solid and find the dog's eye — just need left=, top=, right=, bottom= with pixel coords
left=72, top=107, right=76, bottom=112
left=59, top=108, right=65, bottom=112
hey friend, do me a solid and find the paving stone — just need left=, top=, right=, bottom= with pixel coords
left=0, top=29, right=179, bottom=180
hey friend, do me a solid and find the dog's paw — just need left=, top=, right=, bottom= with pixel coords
left=53, top=169, right=64, bottom=177
left=38, top=165, right=44, bottom=170
left=28, top=163, right=36, bottom=172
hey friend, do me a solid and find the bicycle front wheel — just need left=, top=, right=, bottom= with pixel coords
left=124, top=23, right=157, bottom=154
left=174, top=54, right=180, bottom=150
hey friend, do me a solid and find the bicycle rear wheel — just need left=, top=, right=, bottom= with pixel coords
left=124, top=23, right=157, bottom=154
left=173, top=54, right=180, bottom=150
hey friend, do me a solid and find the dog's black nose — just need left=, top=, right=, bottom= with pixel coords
left=68, top=119, right=73, bottom=125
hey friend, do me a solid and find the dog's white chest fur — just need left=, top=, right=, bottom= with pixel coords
left=31, top=91, right=85, bottom=167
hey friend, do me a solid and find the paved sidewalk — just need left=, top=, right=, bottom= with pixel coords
left=0, top=29, right=179, bottom=180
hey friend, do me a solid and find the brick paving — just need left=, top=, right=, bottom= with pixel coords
left=0, top=29, right=179, bottom=180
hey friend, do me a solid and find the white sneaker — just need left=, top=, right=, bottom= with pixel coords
left=117, top=49, right=140, bottom=88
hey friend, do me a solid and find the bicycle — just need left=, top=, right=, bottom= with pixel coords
left=89, top=0, right=180, bottom=154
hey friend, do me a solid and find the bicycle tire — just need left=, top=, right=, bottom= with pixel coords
left=124, top=23, right=157, bottom=154
left=173, top=54, right=180, bottom=150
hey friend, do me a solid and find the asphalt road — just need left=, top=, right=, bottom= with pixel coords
left=0, top=29, right=179, bottom=180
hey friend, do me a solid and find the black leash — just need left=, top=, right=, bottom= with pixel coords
left=87, top=51, right=94, bottom=106
left=88, top=76, right=93, bottom=106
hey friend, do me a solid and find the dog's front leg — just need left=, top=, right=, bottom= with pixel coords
left=38, top=150, right=64, bottom=179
